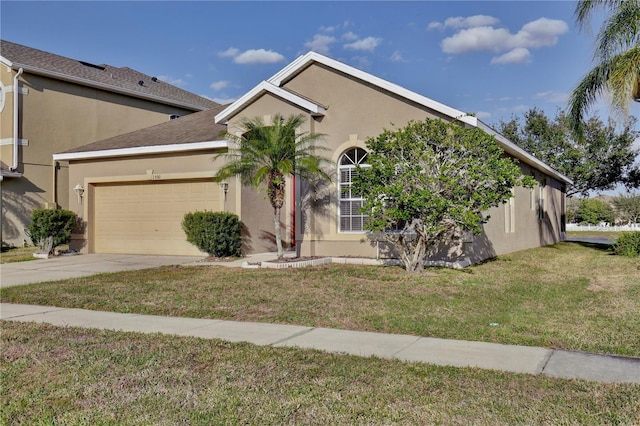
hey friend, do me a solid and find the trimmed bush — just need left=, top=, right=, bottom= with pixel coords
left=611, top=232, right=640, bottom=257
left=182, top=211, right=242, bottom=257
left=28, top=209, right=77, bottom=250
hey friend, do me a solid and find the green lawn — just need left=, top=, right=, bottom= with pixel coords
left=2, top=321, right=638, bottom=425
left=3, top=242, right=639, bottom=357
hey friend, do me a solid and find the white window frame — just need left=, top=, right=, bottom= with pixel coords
left=338, top=147, right=369, bottom=233
left=504, top=189, right=515, bottom=233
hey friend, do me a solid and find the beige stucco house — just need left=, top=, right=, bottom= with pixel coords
left=56, top=52, right=571, bottom=264
left=0, top=40, right=218, bottom=246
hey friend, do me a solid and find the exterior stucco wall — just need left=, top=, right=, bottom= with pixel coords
left=1, top=70, right=201, bottom=246
left=66, top=150, right=232, bottom=253
left=472, top=165, right=565, bottom=262
left=228, top=63, right=566, bottom=262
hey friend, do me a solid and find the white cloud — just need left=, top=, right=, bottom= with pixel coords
left=491, top=47, right=532, bottom=64
left=535, top=90, right=570, bottom=103
left=321, top=21, right=350, bottom=33
left=210, top=80, right=229, bottom=91
left=428, top=15, right=499, bottom=31
left=218, top=47, right=239, bottom=58
left=305, top=34, right=336, bottom=54
left=156, top=75, right=186, bottom=87
left=444, top=15, right=500, bottom=29
left=235, top=49, right=285, bottom=64
left=351, top=56, right=372, bottom=69
left=476, top=111, right=492, bottom=119
left=390, top=50, right=406, bottom=63
left=442, top=27, right=507, bottom=54
left=342, top=31, right=359, bottom=41
left=344, top=36, right=382, bottom=51
left=220, top=48, right=285, bottom=65
left=440, top=17, right=568, bottom=58
left=211, top=97, right=237, bottom=105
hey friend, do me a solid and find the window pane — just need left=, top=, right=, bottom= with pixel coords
left=338, top=148, right=369, bottom=232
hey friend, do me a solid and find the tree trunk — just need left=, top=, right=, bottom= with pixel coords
left=406, top=235, right=426, bottom=274
left=274, top=206, right=283, bottom=258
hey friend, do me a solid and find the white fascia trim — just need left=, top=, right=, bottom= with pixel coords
left=7, top=62, right=209, bottom=112
left=0, top=55, right=13, bottom=68
left=477, top=120, right=573, bottom=185
left=215, top=81, right=325, bottom=124
left=53, top=140, right=229, bottom=161
left=268, top=51, right=477, bottom=126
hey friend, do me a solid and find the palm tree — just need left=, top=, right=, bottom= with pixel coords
left=568, top=0, right=640, bottom=138
left=215, top=114, right=329, bottom=258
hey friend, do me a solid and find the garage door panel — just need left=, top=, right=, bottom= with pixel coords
left=94, top=180, right=219, bottom=255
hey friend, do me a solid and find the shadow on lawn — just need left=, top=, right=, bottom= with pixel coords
left=564, top=240, right=614, bottom=253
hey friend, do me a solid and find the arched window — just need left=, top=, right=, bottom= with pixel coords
left=338, top=148, right=369, bottom=232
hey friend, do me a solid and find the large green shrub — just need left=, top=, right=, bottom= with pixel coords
left=182, top=211, right=242, bottom=257
left=575, top=198, right=615, bottom=225
left=612, top=232, right=640, bottom=257
left=28, top=209, right=77, bottom=249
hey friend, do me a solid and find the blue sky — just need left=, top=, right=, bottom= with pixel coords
left=1, top=1, right=638, bottom=130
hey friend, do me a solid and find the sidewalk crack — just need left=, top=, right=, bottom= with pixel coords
left=539, top=349, right=555, bottom=373
left=269, top=327, right=315, bottom=346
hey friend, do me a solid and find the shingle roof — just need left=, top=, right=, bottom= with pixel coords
left=0, top=40, right=218, bottom=111
left=0, top=161, right=22, bottom=178
left=59, top=104, right=228, bottom=155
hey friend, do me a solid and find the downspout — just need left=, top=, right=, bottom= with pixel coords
left=52, top=159, right=58, bottom=207
left=11, top=67, right=24, bottom=171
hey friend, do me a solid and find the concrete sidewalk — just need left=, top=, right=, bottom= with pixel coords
left=2, top=303, right=638, bottom=384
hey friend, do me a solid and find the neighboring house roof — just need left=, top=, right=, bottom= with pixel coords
left=0, top=39, right=218, bottom=111
left=216, top=51, right=572, bottom=185
left=53, top=104, right=229, bottom=161
left=0, top=161, right=22, bottom=179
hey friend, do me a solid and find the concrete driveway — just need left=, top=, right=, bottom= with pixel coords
left=1, top=254, right=205, bottom=288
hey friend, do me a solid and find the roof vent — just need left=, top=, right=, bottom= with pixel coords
left=138, top=80, right=144, bottom=86
left=79, top=61, right=106, bottom=71
left=151, top=77, right=158, bottom=82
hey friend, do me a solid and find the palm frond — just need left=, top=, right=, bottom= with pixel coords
left=568, top=61, right=612, bottom=138
left=575, top=0, right=626, bottom=30
left=213, top=113, right=330, bottom=189
left=595, top=0, right=640, bottom=61
left=608, top=45, right=640, bottom=113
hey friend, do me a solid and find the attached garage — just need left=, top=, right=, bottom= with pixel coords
left=92, top=180, right=220, bottom=256
left=52, top=105, right=233, bottom=257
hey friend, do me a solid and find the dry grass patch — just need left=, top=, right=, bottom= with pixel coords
left=2, top=321, right=639, bottom=425
left=0, top=246, right=37, bottom=263
left=589, top=275, right=631, bottom=292
left=2, top=242, right=639, bottom=356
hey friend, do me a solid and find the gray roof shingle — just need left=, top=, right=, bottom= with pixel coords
left=0, top=39, right=218, bottom=111
left=59, top=104, right=229, bottom=154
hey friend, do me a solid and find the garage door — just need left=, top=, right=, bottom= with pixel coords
left=93, top=180, right=220, bottom=255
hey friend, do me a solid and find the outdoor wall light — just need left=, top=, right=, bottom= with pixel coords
left=73, top=183, right=85, bottom=204
left=219, top=180, right=229, bottom=201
